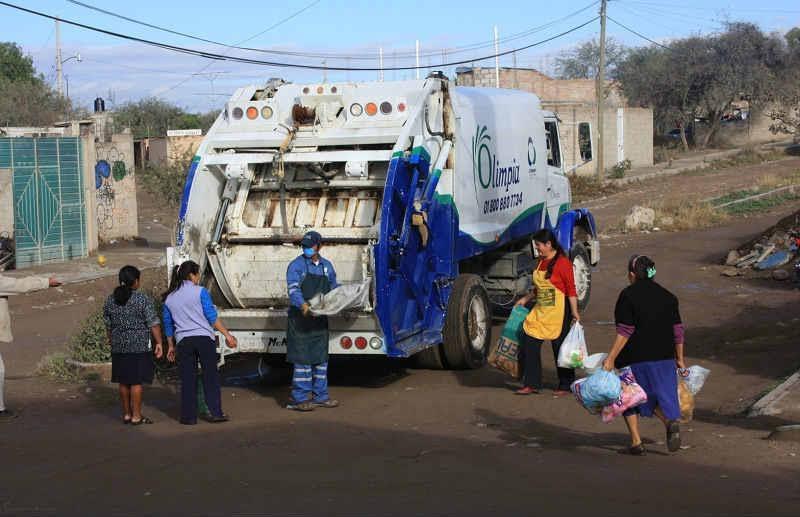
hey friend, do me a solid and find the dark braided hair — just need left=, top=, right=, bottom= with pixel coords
left=533, top=228, right=566, bottom=279
left=113, top=265, right=140, bottom=305
left=162, top=260, right=200, bottom=302
left=628, top=254, right=656, bottom=281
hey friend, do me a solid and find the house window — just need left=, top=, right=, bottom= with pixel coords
left=578, top=122, right=593, bottom=161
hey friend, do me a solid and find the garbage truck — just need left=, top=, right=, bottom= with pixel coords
left=167, top=74, right=599, bottom=370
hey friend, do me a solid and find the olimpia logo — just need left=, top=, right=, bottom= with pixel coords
left=527, top=136, right=537, bottom=167
left=472, top=125, right=493, bottom=189
left=472, top=125, right=521, bottom=192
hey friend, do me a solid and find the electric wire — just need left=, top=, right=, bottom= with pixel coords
left=607, top=15, right=672, bottom=49
left=623, top=0, right=800, bottom=14
left=66, top=0, right=600, bottom=61
left=0, top=2, right=599, bottom=72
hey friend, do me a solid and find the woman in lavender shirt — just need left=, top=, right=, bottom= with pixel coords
left=163, top=261, right=237, bottom=425
left=602, top=255, right=685, bottom=455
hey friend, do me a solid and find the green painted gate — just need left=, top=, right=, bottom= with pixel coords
left=0, top=137, right=87, bottom=268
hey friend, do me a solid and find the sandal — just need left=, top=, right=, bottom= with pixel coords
left=130, top=416, right=154, bottom=425
left=203, top=413, right=229, bottom=423
left=628, top=444, right=646, bottom=456
left=123, top=416, right=132, bottom=425
left=515, top=386, right=539, bottom=395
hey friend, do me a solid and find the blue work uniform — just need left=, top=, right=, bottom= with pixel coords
left=286, top=255, right=338, bottom=404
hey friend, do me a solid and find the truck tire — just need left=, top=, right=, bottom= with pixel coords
left=570, top=243, right=592, bottom=311
left=413, top=343, right=446, bottom=370
left=442, top=274, right=492, bottom=369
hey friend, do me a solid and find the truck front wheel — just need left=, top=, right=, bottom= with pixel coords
left=570, top=243, right=592, bottom=311
left=442, top=274, right=491, bottom=369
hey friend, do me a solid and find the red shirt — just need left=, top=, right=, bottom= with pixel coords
left=537, top=254, right=577, bottom=298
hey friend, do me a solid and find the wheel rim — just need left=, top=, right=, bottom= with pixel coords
left=573, top=254, right=591, bottom=303
left=467, top=294, right=489, bottom=352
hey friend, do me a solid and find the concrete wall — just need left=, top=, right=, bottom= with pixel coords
left=88, top=131, right=138, bottom=242
left=0, top=168, right=11, bottom=237
left=695, top=113, right=784, bottom=148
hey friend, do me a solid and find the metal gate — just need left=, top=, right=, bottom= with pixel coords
left=0, top=137, right=87, bottom=268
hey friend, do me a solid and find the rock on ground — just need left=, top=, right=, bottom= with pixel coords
left=625, top=205, right=656, bottom=231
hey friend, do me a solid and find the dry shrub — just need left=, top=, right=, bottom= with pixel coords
left=650, top=200, right=729, bottom=231
left=569, top=173, right=620, bottom=203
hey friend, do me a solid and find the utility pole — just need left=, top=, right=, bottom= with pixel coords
left=596, top=0, right=607, bottom=178
left=55, top=19, right=63, bottom=97
left=415, top=40, right=420, bottom=80
left=494, top=25, right=500, bottom=88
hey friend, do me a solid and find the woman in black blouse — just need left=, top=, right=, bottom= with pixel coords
left=602, top=255, right=685, bottom=455
left=103, top=266, right=163, bottom=425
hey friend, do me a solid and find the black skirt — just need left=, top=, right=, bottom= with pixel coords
left=111, top=352, right=155, bottom=385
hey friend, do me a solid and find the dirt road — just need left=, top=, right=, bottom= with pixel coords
left=1, top=163, right=799, bottom=516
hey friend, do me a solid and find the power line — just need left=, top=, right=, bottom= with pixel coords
left=67, top=0, right=600, bottom=61
left=607, top=15, right=671, bottom=49
left=0, top=2, right=598, bottom=71
left=624, top=0, right=800, bottom=14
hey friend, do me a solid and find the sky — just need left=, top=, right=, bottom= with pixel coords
left=2, top=0, right=800, bottom=112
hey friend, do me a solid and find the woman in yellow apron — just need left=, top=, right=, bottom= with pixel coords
left=515, top=229, right=580, bottom=395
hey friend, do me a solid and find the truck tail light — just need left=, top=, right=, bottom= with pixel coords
left=355, top=337, right=368, bottom=349
left=397, top=102, right=406, bottom=113
left=350, top=103, right=363, bottom=117
left=369, top=337, right=382, bottom=350
left=246, top=106, right=258, bottom=120
left=261, top=106, right=273, bottom=119
left=380, top=101, right=392, bottom=114
left=232, top=107, right=243, bottom=120
left=316, top=86, right=324, bottom=94
left=340, top=336, right=353, bottom=349
left=365, top=103, right=378, bottom=116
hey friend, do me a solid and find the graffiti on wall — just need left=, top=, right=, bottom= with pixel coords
left=95, top=144, right=127, bottom=232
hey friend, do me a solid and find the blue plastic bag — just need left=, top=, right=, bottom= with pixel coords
left=571, top=370, right=622, bottom=409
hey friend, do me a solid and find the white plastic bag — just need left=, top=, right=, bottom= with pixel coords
left=582, top=353, right=608, bottom=375
left=308, top=281, right=371, bottom=316
left=557, top=322, right=588, bottom=369
left=678, top=365, right=710, bottom=396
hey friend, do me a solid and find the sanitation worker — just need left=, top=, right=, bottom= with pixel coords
left=285, top=231, right=340, bottom=411
left=1, top=273, right=61, bottom=421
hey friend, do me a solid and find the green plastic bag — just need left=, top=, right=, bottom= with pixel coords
left=501, top=305, right=530, bottom=342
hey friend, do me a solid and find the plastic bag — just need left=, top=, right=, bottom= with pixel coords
left=582, top=353, right=608, bottom=375
left=678, top=365, right=710, bottom=396
left=308, top=281, right=370, bottom=316
left=678, top=380, right=695, bottom=423
left=600, top=367, right=648, bottom=423
left=571, top=369, right=622, bottom=410
left=488, top=336, right=520, bottom=379
left=557, top=322, right=588, bottom=369
left=501, top=306, right=530, bottom=342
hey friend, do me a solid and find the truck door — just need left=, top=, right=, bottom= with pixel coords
left=544, top=120, right=570, bottom=226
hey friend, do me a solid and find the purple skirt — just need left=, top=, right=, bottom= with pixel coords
left=623, top=359, right=680, bottom=420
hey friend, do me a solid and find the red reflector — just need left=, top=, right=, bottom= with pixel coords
left=397, top=102, right=406, bottom=112
left=355, top=337, right=367, bottom=350
left=340, top=336, right=353, bottom=349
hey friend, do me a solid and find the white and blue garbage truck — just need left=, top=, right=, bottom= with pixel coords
left=167, top=73, right=599, bottom=370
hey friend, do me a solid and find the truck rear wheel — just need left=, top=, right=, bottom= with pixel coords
left=570, top=243, right=592, bottom=311
left=442, top=274, right=491, bottom=369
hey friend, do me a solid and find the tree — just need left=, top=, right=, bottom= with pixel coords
left=616, top=23, right=788, bottom=149
left=768, top=28, right=800, bottom=139
left=555, top=38, right=627, bottom=80
left=0, top=42, right=70, bottom=126
left=113, top=98, right=219, bottom=138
